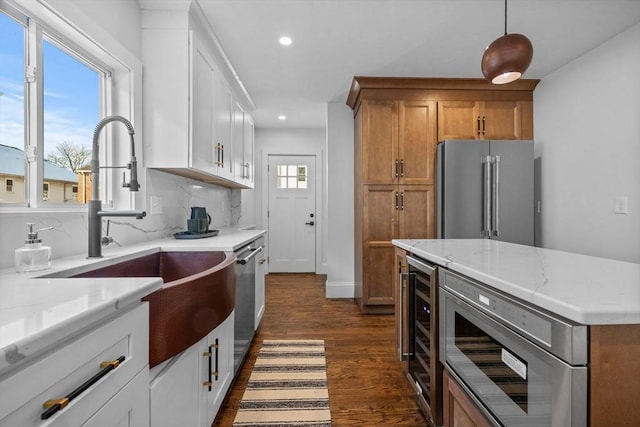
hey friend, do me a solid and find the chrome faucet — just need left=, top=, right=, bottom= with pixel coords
left=88, top=115, right=146, bottom=258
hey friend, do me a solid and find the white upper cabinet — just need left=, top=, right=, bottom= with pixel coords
left=141, top=0, right=254, bottom=188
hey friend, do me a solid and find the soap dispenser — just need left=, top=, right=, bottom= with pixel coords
left=15, top=223, right=53, bottom=273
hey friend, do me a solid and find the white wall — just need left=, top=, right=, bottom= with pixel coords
left=326, top=103, right=355, bottom=297
left=255, top=128, right=326, bottom=273
left=534, top=22, right=640, bottom=263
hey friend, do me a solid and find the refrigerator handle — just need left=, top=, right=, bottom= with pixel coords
left=483, top=156, right=492, bottom=237
left=492, top=155, right=501, bottom=237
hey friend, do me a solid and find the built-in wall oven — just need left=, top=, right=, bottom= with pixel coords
left=439, top=268, right=588, bottom=426
left=405, top=255, right=443, bottom=426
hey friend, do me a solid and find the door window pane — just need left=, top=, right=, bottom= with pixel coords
left=0, top=11, right=26, bottom=203
left=276, top=164, right=308, bottom=189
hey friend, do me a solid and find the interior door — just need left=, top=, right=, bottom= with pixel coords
left=268, top=155, right=316, bottom=272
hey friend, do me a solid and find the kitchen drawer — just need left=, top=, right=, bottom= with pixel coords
left=0, top=303, right=149, bottom=426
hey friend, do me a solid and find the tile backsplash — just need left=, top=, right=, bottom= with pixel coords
left=0, top=169, right=241, bottom=269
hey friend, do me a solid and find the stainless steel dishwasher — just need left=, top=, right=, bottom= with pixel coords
left=233, top=238, right=264, bottom=375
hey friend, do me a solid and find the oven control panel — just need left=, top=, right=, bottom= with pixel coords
left=441, top=269, right=554, bottom=349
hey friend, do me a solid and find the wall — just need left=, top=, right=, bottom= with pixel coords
left=0, top=0, right=240, bottom=269
left=534, top=22, right=640, bottom=263
left=326, top=103, right=355, bottom=297
left=254, top=128, right=326, bottom=273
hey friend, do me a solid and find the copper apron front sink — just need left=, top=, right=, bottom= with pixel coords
left=73, top=251, right=236, bottom=367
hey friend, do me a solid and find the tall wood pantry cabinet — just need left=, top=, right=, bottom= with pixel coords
left=347, top=77, right=538, bottom=314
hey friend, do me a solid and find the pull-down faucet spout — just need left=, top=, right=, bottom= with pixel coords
left=88, top=115, right=146, bottom=258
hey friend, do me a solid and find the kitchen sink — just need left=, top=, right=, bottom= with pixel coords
left=49, top=250, right=237, bottom=367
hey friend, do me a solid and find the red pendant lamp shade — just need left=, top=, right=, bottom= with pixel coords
left=481, top=0, right=533, bottom=84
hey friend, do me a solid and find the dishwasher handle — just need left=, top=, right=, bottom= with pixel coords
left=237, top=246, right=263, bottom=265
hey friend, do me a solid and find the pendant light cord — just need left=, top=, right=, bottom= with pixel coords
left=504, top=0, right=508, bottom=35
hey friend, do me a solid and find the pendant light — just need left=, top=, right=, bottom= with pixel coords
left=481, top=0, right=533, bottom=84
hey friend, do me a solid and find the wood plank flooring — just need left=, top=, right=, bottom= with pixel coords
left=213, top=273, right=427, bottom=426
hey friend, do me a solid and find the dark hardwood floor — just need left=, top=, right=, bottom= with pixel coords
left=214, top=273, right=427, bottom=426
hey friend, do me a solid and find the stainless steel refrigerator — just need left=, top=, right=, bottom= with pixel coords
left=436, top=139, right=534, bottom=245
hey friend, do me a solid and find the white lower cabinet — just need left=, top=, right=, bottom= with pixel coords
left=149, top=311, right=235, bottom=427
left=0, top=303, right=149, bottom=427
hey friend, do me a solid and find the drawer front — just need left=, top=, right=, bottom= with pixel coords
left=0, top=303, right=149, bottom=426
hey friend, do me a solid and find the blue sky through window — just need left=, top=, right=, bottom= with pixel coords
left=0, top=11, right=99, bottom=161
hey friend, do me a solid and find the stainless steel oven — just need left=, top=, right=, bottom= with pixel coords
left=406, top=255, right=442, bottom=426
left=439, top=268, right=588, bottom=426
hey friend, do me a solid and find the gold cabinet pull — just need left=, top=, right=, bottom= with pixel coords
left=41, top=355, right=125, bottom=420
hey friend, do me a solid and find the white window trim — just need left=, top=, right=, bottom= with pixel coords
left=0, top=0, right=144, bottom=213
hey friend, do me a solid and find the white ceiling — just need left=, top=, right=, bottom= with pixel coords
left=196, top=0, right=640, bottom=129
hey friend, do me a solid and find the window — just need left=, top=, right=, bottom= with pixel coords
left=276, top=164, right=308, bottom=189
left=0, top=3, right=107, bottom=208
left=5, top=179, right=13, bottom=192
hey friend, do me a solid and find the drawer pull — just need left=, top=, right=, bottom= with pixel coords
left=41, top=355, right=125, bottom=420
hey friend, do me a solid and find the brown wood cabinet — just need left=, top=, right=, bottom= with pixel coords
left=443, top=369, right=493, bottom=427
left=348, top=77, right=538, bottom=314
left=437, top=100, right=533, bottom=141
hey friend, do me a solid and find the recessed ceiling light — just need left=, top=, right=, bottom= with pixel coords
left=278, top=115, right=287, bottom=120
left=279, top=36, right=292, bottom=46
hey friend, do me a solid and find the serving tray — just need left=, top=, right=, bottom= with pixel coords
left=173, top=230, right=220, bottom=239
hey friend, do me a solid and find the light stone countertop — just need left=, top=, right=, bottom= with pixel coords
left=0, top=227, right=266, bottom=376
left=393, top=239, right=640, bottom=326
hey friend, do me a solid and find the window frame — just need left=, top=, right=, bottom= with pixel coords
left=0, top=0, right=141, bottom=212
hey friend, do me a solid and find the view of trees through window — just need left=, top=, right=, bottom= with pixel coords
left=0, top=9, right=101, bottom=205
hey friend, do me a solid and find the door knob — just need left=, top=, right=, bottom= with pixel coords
left=305, top=221, right=315, bottom=226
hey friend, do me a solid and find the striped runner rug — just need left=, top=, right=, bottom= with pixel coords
left=233, top=339, right=332, bottom=427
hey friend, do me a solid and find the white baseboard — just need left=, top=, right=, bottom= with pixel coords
left=325, top=281, right=355, bottom=299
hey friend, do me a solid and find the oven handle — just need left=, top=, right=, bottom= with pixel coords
left=237, top=246, right=263, bottom=265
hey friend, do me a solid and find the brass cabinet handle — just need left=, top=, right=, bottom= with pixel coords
left=395, top=192, right=399, bottom=210
left=203, top=339, right=220, bottom=391
left=477, top=116, right=481, bottom=137
left=394, top=159, right=399, bottom=178
left=400, top=191, right=404, bottom=210
left=41, top=356, right=125, bottom=420
left=399, top=159, right=404, bottom=177
left=482, top=116, right=486, bottom=135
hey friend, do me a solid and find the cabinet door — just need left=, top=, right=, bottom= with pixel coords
left=200, top=313, right=234, bottom=427
left=443, top=370, right=494, bottom=427
left=398, top=185, right=435, bottom=239
left=362, top=100, right=398, bottom=185
left=437, top=101, right=481, bottom=141
left=149, top=347, right=200, bottom=427
left=399, top=101, right=437, bottom=185
left=362, top=185, right=397, bottom=308
left=191, top=36, right=216, bottom=174
left=482, top=101, right=523, bottom=140
left=243, top=114, right=255, bottom=187
left=232, top=101, right=245, bottom=183
left=213, top=75, right=234, bottom=180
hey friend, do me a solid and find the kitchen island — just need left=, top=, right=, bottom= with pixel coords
left=393, top=238, right=640, bottom=426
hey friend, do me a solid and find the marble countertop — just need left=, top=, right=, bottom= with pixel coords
left=0, top=227, right=266, bottom=376
left=393, top=239, right=640, bottom=325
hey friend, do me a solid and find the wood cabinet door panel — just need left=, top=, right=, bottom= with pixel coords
left=482, top=101, right=522, bottom=140
left=363, top=244, right=395, bottom=306
left=363, top=185, right=397, bottom=242
left=399, top=185, right=435, bottom=239
left=443, top=370, right=493, bottom=427
left=362, top=101, right=398, bottom=184
left=399, top=101, right=437, bottom=185
left=437, top=101, right=480, bottom=141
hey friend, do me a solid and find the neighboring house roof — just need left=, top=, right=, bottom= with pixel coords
left=0, top=144, right=78, bottom=183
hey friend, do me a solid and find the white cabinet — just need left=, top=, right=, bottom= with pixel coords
left=141, top=4, right=253, bottom=188
left=149, top=311, right=234, bottom=427
left=0, top=303, right=149, bottom=427
left=232, top=102, right=255, bottom=188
